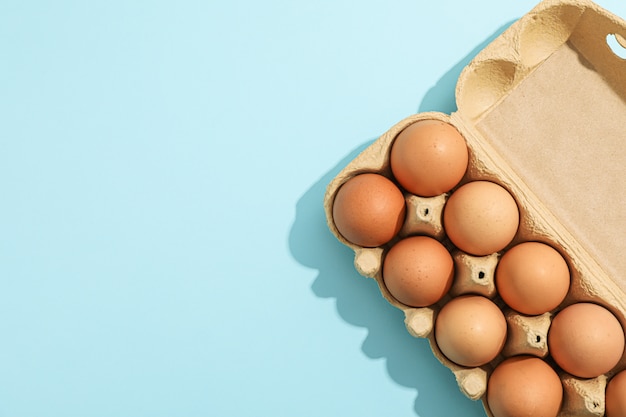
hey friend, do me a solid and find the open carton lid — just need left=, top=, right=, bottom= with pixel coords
left=452, top=0, right=626, bottom=316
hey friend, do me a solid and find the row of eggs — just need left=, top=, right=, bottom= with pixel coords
left=330, top=119, right=626, bottom=417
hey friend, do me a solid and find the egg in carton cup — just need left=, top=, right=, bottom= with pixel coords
left=323, top=0, right=626, bottom=416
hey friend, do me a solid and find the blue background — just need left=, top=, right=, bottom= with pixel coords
left=2, top=1, right=626, bottom=416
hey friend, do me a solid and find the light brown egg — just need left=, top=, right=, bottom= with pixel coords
left=487, top=356, right=563, bottom=417
left=382, top=236, right=454, bottom=307
left=606, top=369, right=626, bottom=417
left=390, top=119, right=468, bottom=197
left=496, top=242, right=570, bottom=315
left=548, top=302, right=625, bottom=378
left=332, top=173, right=406, bottom=247
left=434, top=295, right=507, bottom=367
left=443, top=181, right=519, bottom=256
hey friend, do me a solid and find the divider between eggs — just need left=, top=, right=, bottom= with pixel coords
left=323, top=111, right=626, bottom=417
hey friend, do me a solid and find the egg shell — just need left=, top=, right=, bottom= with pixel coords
left=331, top=173, right=405, bottom=248
left=382, top=236, right=454, bottom=307
left=496, top=242, right=570, bottom=315
left=443, top=181, right=520, bottom=256
left=434, top=295, right=507, bottom=367
left=606, top=370, right=626, bottom=417
left=487, top=356, right=563, bottom=417
left=548, top=302, right=625, bottom=379
left=390, top=119, right=469, bottom=197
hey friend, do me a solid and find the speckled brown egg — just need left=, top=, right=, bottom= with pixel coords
left=332, top=173, right=406, bottom=247
left=443, top=181, right=519, bottom=256
left=606, top=370, right=626, bottom=417
left=487, top=356, right=563, bottom=417
left=382, top=235, right=454, bottom=307
left=548, top=302, right=625, bottom=378
left=390, top=119, right=469, bottom=197
left=435, top=295, right=507, bottom=367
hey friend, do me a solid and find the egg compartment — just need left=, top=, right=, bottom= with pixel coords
left=324, top=1, right=626, bottom=416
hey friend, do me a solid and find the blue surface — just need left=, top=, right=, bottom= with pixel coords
left=2, top=1, right=626, bottom=416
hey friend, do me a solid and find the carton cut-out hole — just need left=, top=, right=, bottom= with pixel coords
left=423, top=207, right=430, bottom=216
left=606, top=34, right=626, bottom=59
left=536, top=335, right=541, bottom=343
left=477, top=271, right=485, bottom=279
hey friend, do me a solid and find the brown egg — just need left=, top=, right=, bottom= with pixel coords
left=606, top=370, right=626, bottom=417
left=487, top=356, right=563, bottom=417
left=496, top=242, right=570, bottom=315
left=332, top=173, right=406, bottom=247
left=382, top=236, right=454, bottom=307
left=435, top=295, right=507, bottom=367
left=390, top=119, right=468, bottom=197
left=443, top=181, right=519, bottom=256
left=548, top=303, right=625, bottom=378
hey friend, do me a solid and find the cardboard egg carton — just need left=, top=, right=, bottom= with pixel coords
left=323, top=0, right=626, bottom=415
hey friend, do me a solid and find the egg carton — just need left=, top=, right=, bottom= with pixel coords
left=323, top=0, right=626, bottom=416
